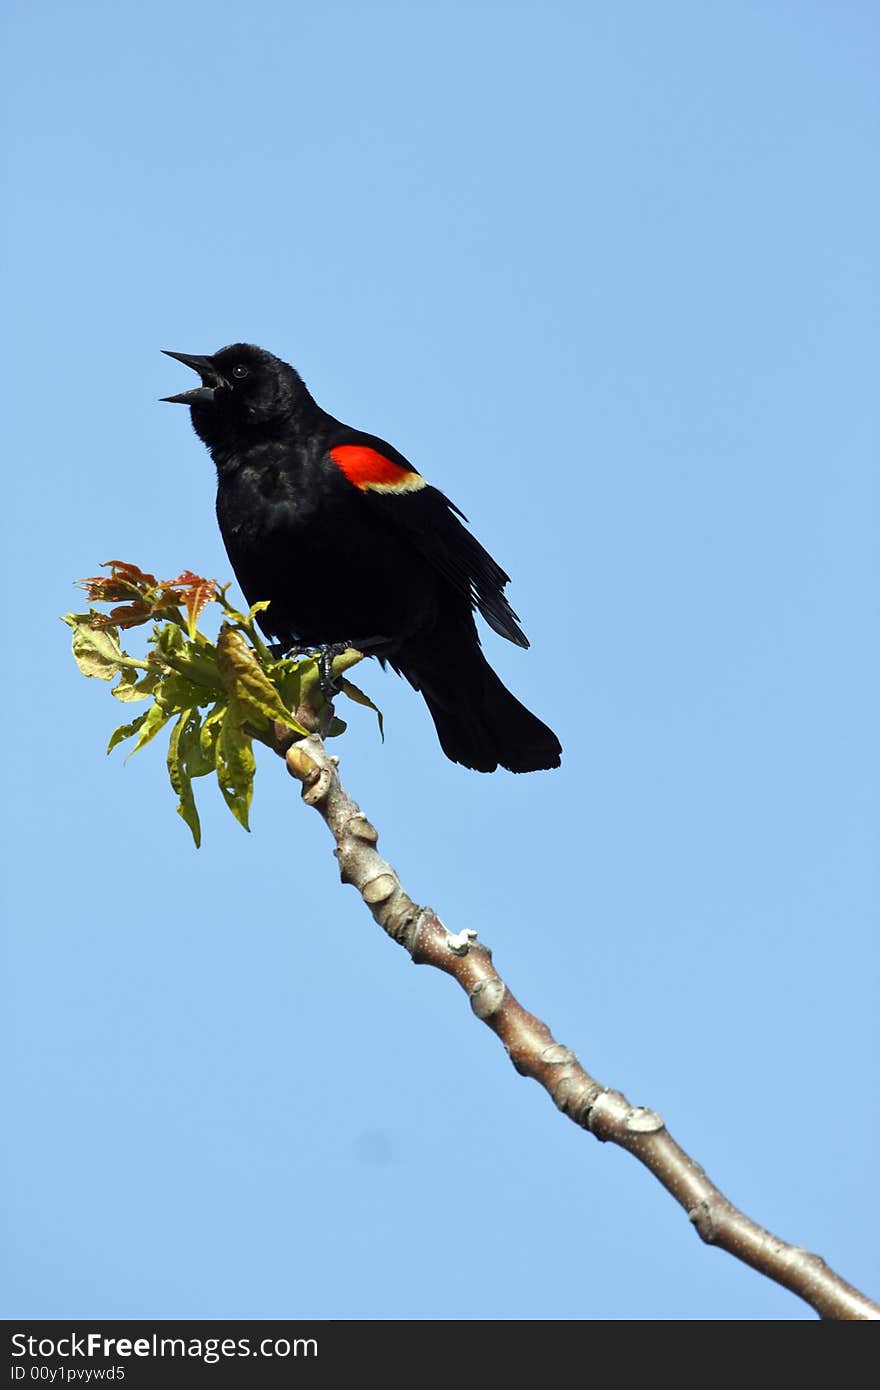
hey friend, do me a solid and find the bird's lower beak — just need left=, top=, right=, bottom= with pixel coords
left=161, top=350, right=224, bottom=405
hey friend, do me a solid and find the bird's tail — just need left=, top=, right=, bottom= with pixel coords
left=403, top=644, right=561, bottom=774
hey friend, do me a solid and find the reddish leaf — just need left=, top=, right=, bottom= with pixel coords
left=108, top=601, right=153, bottom=629
left=182, top=581, right=217, bottom=637
left=149, top=571, right=220, bottom=636
left=78, top=560, right=221, bottom=638
left=80, top=577, right=137, bottom=602
left=102, top=560, right=158, bottom=588
left=166, top=570, right=207, bottom=587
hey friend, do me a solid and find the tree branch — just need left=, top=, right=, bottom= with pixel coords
left=277, top=721, right=879, bottom=1321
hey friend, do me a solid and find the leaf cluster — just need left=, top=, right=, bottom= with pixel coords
left=63, top=561, right=382, bottom=845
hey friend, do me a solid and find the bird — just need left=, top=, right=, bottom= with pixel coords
left=162, top=343, right=561, bottom=773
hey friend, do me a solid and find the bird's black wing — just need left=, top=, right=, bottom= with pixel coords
left=326, top=433, right=529, bottom=648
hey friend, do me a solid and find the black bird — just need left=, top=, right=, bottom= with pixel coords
left=163, top=343, right=561, bottom=773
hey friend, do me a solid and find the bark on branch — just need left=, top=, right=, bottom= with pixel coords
left=273, top=717, right=879, bottom=1321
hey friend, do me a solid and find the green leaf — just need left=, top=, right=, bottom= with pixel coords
left=341, top=678, right=384, bottom=741
left=155, top=671, right=218, bottom=716
left=112, top=668, right=161, bottom=702
left=154, top=623, right=220, bottom=689
left=272, top=655, right=313, bottom=712
left=286, top=656, right=320, bottom=710
left=167, top=709, right=202, bottom=847
left=127, top=702, right=172, bottom=758
left=186, top=700, right=224, bottom=778
left=107, top=710, right=150, bottom=754
left=66, top=563, right=359, bottom=846
left=216, top=624, right=306, bottom=733
left=247, top=599, right=272, bottom=625
left=215, top=700, right=255, bottom=830
left=330, top=648, right=366, bottom=678
left=293, top=649, right=362, bottom=704
left=65, top=616, right=125, bottom=681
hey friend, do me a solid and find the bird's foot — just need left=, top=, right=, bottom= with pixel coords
left=272, top=637, right=386, bottom=695
left=316, top=642, right=356, bottom=697
left=315, top=636, right=390, bottom=695
left=271, top=639, right=312, bottom=660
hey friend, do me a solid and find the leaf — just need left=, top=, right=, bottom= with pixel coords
left=65, top=616, right=125, bottom=681
left=127, top=702, right=172, bottom=757
left=155, top=620, right=185, bottom=656
left=341, top=678, right=385, bottom=741
left=159, top=571, right=219, bottom=639
left=286, top=656, right=320, bottom=710
left=107, top=710, right=150, bottom=754
left=80, top=579, right=140, bottom=603
left=102, top=560, right=158, bottom=587
left=79, top=560, right=157, bottom=603
left=111, top=667, right=139, bottom=701
left=107, top=601, right=154, bottom=629
left=273, top=656, right=313, bottom=713
left=154, top=623, right=221, bottom=689
left=216, top=624, right=306, bottom=733
left=155, top=671, right=217, bottom=716
left=215, top=700, right=255, bottom=830
left=330, top=648, right=366, bottom=678
left=163, top=570, right=210, bottom=592
left=112, top=668, right=161, bottom=703
left=247, top=599, right=272, bottom=624
left=79, top=561, right=160, bottom=609
left=79, top=563, right=224, bottom=639
left=167, top=710, right=202, bottom=847
left=294, top=647, right=364, bottom=708
left=196, top=702, right=226, bottom=772
left=182, top=580, right=217, bottom=640
left=67, top=561, right=349, bottom=846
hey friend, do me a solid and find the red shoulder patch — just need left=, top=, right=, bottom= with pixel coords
left=330, top=445, right=426, bottom=494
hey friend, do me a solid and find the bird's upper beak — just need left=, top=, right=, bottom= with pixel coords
left=161, top=350, right=226, bottom=405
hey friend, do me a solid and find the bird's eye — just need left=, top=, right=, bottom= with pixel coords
left=232, top=365, right=249, bottom=380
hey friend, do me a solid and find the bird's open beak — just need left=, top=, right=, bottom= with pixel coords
left=161, top=350, right=225, bottom=404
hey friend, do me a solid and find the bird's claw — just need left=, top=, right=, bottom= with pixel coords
left=270, top=638, right=361, bottom=697
left=271, top=639, right=311, bottom=660
left=316, top=642, right=354, bottom=697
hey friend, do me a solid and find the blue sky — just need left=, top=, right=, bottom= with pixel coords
left=3, top=1, right=878, bottom=1320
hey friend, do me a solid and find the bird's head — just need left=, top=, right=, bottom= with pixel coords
left=162, top=343, right=310, bottom=448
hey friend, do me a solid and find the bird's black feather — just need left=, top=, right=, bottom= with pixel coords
left=164, top=341, right=561, bottom=773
